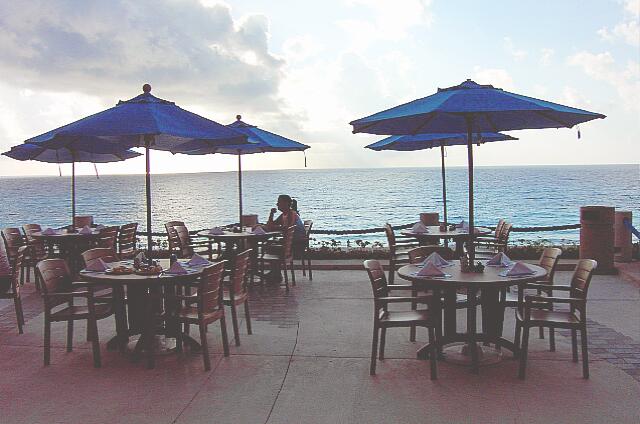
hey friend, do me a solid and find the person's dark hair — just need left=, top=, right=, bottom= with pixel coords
left=278, top=194, right=292, bottom=208
left=291, top=198, right=298, bottom=213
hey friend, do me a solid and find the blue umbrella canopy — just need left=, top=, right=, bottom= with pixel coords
left=350, top=79, right=605, bottom=135
left=351, top=79, right=605, bottom=260
left=177, top=115, right=310, bottom=227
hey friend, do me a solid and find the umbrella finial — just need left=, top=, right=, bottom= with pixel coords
left=236, top=114, right=242, bottom=121
left=143, top=84, right=152, bottom=93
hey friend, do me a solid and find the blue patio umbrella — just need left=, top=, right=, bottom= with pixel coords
left=20, top=84, right=249, bottom=260
left=351, top=79, right=605, bottom=259
left=177, top=115, right=310, bottom=227
left=366, top=132, right=517, bottom=225
left=2, top=144, right=141, bottom=231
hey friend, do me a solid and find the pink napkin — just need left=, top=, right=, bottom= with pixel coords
left=411, top=222, right=428, bottom=233
left=208, top=227, right=224, bottom=235
left=420, top=252, right=452, bottom=268
left=187, top=254, right=209, bottom=266
left=252, top=226, right=266, bottom=235
left=503, top=262, right=536, bottom=276
left=85, top=258, right=108, bottom=272
left=486, top=252, right=512, bottom=267
left=79, top=225, right=93, bottom=235
left=416, top=262, right=447, bottom=277
left=42, top=228, right=57, bottom=235
left=166, top=261, right=188, bottom=275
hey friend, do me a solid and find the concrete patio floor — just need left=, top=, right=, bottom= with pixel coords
left=0, top=265, right=639, bottom=424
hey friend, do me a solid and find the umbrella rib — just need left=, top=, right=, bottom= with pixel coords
left=410, top=113, right=436, bottom=135
left=482, top=113, right=500, bottom=133
left=534, top=110, right=571, bottom=128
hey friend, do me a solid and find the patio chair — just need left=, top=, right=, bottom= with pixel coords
left=364, top=259, right=438, bottom=379
left=2, top=228, right=28, bottom=280
left=258, top=225, right=296, bottom=292
left=501, top=247, right=562, bottom=349
left=515, top=259, right=597, bottom=379
left=300, top=220, right=313, bottom=281
left=223, top=249, right=253, bottom=346
left=22, top=224, right=49, bottom=288
left=474, top=222, right=513, bottom=259
left=383, top=223, right=419, bottom=285
left=0, top=245, right=26, bottom=334
left=475, top=219, right=506, bottom=244
left=175, top=260, right=230, bottom=371
left=96, top=226, right=119, bottom=250
left=36, top=258, right=114, bottom=367
left=165, top=221, right=212, bottom=259
left=118, top=222, right=138, bottom=259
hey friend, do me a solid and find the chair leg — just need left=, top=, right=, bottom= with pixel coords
left=388, top=259, right=396, bottom=284
left=90, top=317, right=101, bottom=368
left=220, top=315, right=230, bottom=357
left=230, top=303, right=240, bottom=346
left=175, top=322, right=184, bottom=353
left=301, top=255, right=306, bottom=276
left=244, top=300, right=252, bottom=335
left=518, top=326, right=530, bottom=379
left=378, top=327, right=386, bottom=360
left=308, top=256, right=312, bottom=281
left=67, top=320, right=74, bottom=352
left=199, top=322, right=211, bottom=371
left=290, top=259, right=296, bottom=286
left=282, top=261, right=290, bottom=292
left=410, top=288, right=417, bottom=342
left=514, top=319, right=522, bottom=359
left=44, top=319, right=51, bottom=366
left=370, top=324, right=379, bottom=375
left=571, top=329, right=578, bottom=362
left=429, top=327, right=437, bottom=380
left=549, top=328, right=556, bottom=352
left=13, top=296, right=24, bottom=334
left=539, top=326, right=544, bottom=339
left=581, top=327, right=589, bottom=379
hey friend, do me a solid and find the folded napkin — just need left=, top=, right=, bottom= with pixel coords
left=95, top=224, right=105, bottom=230
left=79, top=225, right=93, bottom=235
left=41, top=228, right=57, bottom=235
left=486, top=252, right=512, bottom=267
left=134, top=251, right=146, bottom=263
left=187, top=254, right=209, bottom=266
left=208, top=227, right=224, bottom=235
left=416, top=262, right=447, bottom=277
left=502, top=262, right=536, bottom=277
left=85, top=258, right=109, bottom=272
left=251, top=226, right=266, bottom=235
left=455, top=220, right=469, bottom=231
left=411, top=222, right=428, bottom=233
left=165, top=261, right=188, bottom=275
left=420, top=252, right=452, bottom=268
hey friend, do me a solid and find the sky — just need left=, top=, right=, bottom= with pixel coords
left=0, top=0, right=638, bottom=176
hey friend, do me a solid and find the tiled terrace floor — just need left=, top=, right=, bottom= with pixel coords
left=0, top=266, right=639, bottom=423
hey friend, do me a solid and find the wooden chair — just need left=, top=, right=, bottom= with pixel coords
left=22, top=224, right=50, bottom=289
left=165, top=221, right=213, bottom=259
left=223, top=249, right=253, bottom=346
left=118, top=222, right=138, bottom=259
left=0, top=245, right=26, bottom=334
left=474, top=222, right=513, bottom=259
left=364, top=259, right=438, bottom=379
left=515, top=259, right=598, bottom=379
left=383, top=223, right=418, bottom=284
left=258, top=225, right=296, bottom=292
left=96, top=226, right=119, bottom=250
left=475, top=219, right=506, bottom=244
left=176, top=261, right=230, bottom=371
left=502, top=247, right=562, bottom=348
left=2, top=228, right=28, bottom=280
left=300, top=220, right=313, bottom=281
left=36, top=258, right=113, bottom=367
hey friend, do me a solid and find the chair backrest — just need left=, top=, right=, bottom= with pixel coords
left=22, top=224, right=42, bottom=236
left=229, top=249, right=252, bottom=296
left=363, top=259, right=388, bottom=298
left=10, top=246, right=28, bottom=296
left=407, top=246, right=454, bottom=264
left=2, top=228, right=26, bottom=265
left=499, top=223, right=513, bottom=243
left=73, top=216, right=94, bottom=228
left=22, top=224, right=47, bottom=259
left=81, top=248, right=119, bottom=268
left=282, top=225, right=296, bottom=260
left=165, top=221, right=185, bottom=256
left=173, top=225, right=194, bottom=258
left=538, top=247, right=562, bottom=283
left=96, top=226, right=119, bottom=249
left=570, top=259, right=598, bottom=301
left=198, top=261, right=226, bottom=315
left=303, top=220, right=313, bottom=247
left=118, top=223, right=138, bottom=256
left=383, top=224, right=396, bottom=251
left=495, top=219, right=506, bottom=236
left=36, top=259, right=73, bottom=308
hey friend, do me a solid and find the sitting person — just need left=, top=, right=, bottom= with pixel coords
left=263, top=194, right=306, bottom=282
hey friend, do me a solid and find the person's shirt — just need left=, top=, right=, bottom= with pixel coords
left=275, top=210, right=306, bottom=240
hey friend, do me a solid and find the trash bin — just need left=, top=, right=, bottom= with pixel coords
left=614, top=211, right=633, bottom=263
left=580, top=206, right=616, bottom=274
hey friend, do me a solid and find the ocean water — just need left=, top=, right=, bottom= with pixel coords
left=0, top=165, right=637, bottom=246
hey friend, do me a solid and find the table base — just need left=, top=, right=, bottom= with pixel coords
left=128, top=335, right=177, bottom=356
left=442, top=343, right=503, bottom=366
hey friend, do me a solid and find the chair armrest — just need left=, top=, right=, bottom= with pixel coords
left=376, top=296, right=432, bottom=304
left=44, top=290, right=90, bottom=299
left=176, top=294, right=198, bottom=303
left=525, top=283, right=571, bottom=291
left=386, top=284, right=418, bottom=291
left=525, top=295, right=584, bottom=306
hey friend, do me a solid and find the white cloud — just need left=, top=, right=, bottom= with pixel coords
left=503, top=37, right=527, bottom=61
left=472, top=67, right=515, bottom=91
left=598, top=0, right=639, bottom=46
left=567, top=51, right=640, bottom=112
left=540, top=48, right=555, bottom=66
left=282, top=35, right=324, bottom=63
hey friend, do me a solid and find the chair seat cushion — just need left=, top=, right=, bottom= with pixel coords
left=380, top=310, right=431, bottom=324
left=517, top=309, right=580, bottom=325
left=50, top=304, right=113, bottom=321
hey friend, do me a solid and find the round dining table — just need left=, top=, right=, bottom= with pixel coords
left=397, top=261, right=546, bottom=373
left=401, top=226, right=491, bottom=256
left=32, top=229, right=102, bottom=275
left=79, top=258, right=207, bottom=369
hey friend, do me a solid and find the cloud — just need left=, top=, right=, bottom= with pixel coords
left=540, top=48, right=555, bottom=66
left=472, top=67, right=515, bottom=91
left=598, top=0, right=639, bottom=46
left=567, top=51, right=640, bottom=112
left=0, top=0, right=285, bottom=115
left=282, top=35, right=324, bottom=63
left=503, top=37, right=527, bottom=61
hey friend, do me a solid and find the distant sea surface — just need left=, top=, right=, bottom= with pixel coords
left=0, top=165, right=637, bottom=246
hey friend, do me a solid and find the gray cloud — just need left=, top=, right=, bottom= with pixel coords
left=0, top=0, right=285, bottom=114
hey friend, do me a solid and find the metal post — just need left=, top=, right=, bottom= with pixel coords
left=466, top=116, right=475, bottom=261
left=71, top=159, right=76, bottom=232
left=238, top=151, right=243, bottom=229
left=440, top=144, right=447, bottom=226
left=145, top=136, right=153, bottom=263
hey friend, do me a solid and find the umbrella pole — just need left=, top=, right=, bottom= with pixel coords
left=71, top=160, right=76, bottom=232
left=238, top=151, right=243, bottom=229
left=440, top=144, right=447, bottom=226
left=145, top=138, right=153, bottom=263
left=466, top=116, right=475, bottom=262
